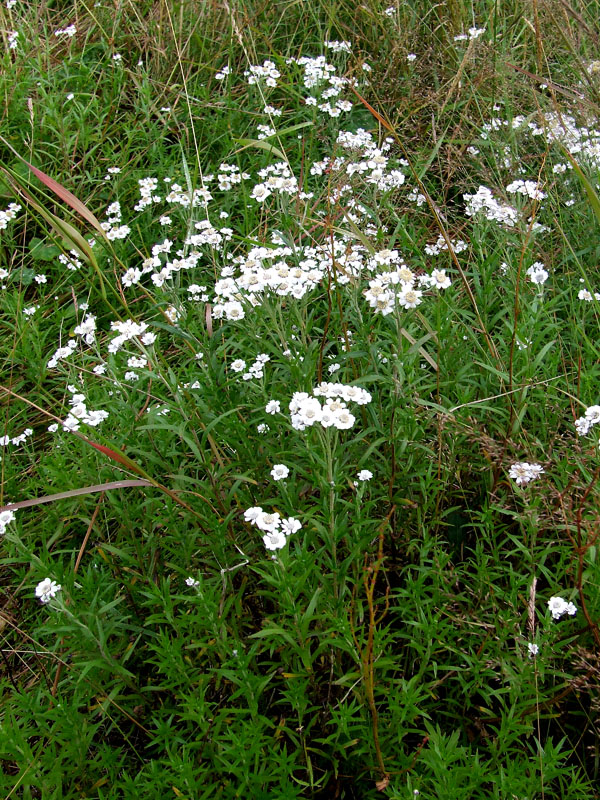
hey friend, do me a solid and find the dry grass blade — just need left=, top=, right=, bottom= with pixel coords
left=0, top=481, right=152, bottom=512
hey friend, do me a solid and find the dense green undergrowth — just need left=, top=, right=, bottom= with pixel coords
left=1, top=0, right=600, bottom=797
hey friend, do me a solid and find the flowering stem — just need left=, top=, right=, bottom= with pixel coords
left=318, top=426, right=338, bottom=599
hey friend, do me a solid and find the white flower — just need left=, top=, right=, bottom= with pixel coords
left=185, top=576, right=200, bottom=587
left=527, top=265, right=549, bottom=285
left=265, top=400, right=280, bottom=415
left=333, top=409, right=355, bottom=430
left=566, top=602, right=577, bottom=616
left=547, top=596, right=568, bottom=620
left=250, top=184, right=272, bottom=203
left=263, top=530, right=287, bottom=550
left=585, top=405, right=600, bottom=423
left=357, top=469, right=373, bottom=481
left=255, top=511, right=281, bottom=532
left=231, top=359, right=246, bottom=373
left=281, top=517, right=302, bottom=535
left=397, top=287, right=423, bottom=309
left=527, top=642, right=539, bottom=657
left=430, top=269, right=451, bottom=289
left=35, top=578, right=61, bottom=604
left=297, top=397, right=323, bottom=426
left=244, top=506, right=263, bottom=524
left=508, top=462, right=544, bottom=485
left=0, top=509, right=15, bottom=534
left=270, top=464, right=290, bottom=481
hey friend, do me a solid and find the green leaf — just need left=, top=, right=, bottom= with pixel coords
left=29, top=237, right=60, bottom=261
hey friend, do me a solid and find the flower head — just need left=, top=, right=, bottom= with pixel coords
left=0, top=509, right=16, bottom=534
left=509, top=462, right=544, bottom=486
left=548, top=596, right=576, bottom=620
left=270, top=464, right=290, bottom=481
left=35, top=578, right=61, bottom=604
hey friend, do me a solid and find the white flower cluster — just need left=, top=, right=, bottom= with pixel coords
left=577, top=287, right=600, bottom=302
left=508, top=462, right=544, bottom=485
left=0, top=427, right=33, bottom=448
left=100, top=201, right=131, bottom=241
left=506, top=180, right=546, bottom=201
left=464, top=185, right=519, bottom=227
left=244, top=60, right=280, bottom=87
left=574, top=404, right=600, bottom=436
left=256, top=124, right=276, bottom=140
left=230, top=353, right=270, bottom=381
left=165, top=181, right=211, bottom=208
left=7, top=30, right=18, bottom=49
left=336, top=130, right=406, bottom=191
left=187, top=283, right=209, bottom=302
left=250, top=162, right=299, bottom=203
left=363, top=252, right=451, bottom=316
left=526, top=261, right=549, bottom=285
left=547, top=596, right=577, bottom=620
left=324, top=40, right=351, bottom=53
left=217, top=163, right=249, bottom=191
left=215, top=65, right=230, bottom=81
left=47, top=338, right=77, bottom=369
left=49, top=389, right=109, bottom=433
left=54, top=25, right=77, bottom=37
left=244, top=506, right=302, bottom=551
left=532, top=112, right=600, bottom=172
left=289, top=382, right=371, bottom=431
left=291, top=54, right=354, bottom=117
left=35, top=578, right=61, bottom=604
left=73, top=314, right=97, bottom=345
left=108, top=319, right=156, bottom=354
left=134, top=177, right=161, bottom=211
left=0, top=202, right=21, bottom=231
left=454, top=27, right=485, bottom=42
left=58, top=249, right=84, bottom=271
left=424, top=235, right=468, bottom=256
left=0, top=509, right=16, bottom=535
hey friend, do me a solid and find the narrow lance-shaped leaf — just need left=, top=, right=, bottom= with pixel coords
left=563, top=148, right=600, bottom=226
left=0, top=135, right=108, bottom=239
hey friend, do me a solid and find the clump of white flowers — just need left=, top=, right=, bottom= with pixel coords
left=547, top=596, right=577, bottom=620
left=464, top=185, right=519, bottom=227
left=0, top=202, right=21, bottom=231
left=526, top=261, right=549, bottom=285
left=48, top=388, right=109, bottom=433
left=289, top=382, right=372, bottom=431
left=244, top=506, right=302, bottom=551
left=574, top=404, right=600, bottom=436
left=54, top=25, right=77, bottom=37
left=508, top=462, right=544, bottom=485
left=244, top=59, right=281, bottom=87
